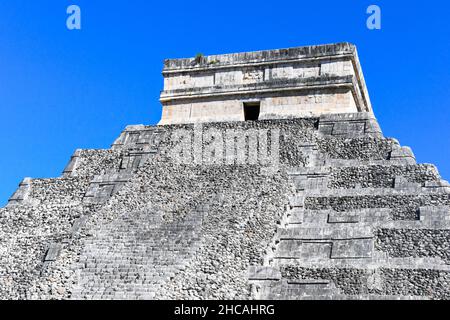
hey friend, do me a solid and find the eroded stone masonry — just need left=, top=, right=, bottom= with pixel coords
left=1, top=43, right=450, bottom=300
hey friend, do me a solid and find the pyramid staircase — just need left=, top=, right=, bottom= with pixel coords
left=3, top=113, right=450, bottom=299
left=249, top=113, right=450, bottom=300
left=0, top=125, right=168, bottom=298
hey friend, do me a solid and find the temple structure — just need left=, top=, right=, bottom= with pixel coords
left=1, top=43, right=450, bottom=300
left=159, top=43, right=372, bottom=124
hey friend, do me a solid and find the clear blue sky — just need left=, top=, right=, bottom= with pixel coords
left=1, top=1, right=449, bottom=205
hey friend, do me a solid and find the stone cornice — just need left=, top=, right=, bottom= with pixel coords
left=161, top=75, right=353, bottom=99
left=160, top=75, right=367, bottom=109
left=162, top=42, right=356, bottom=74
left=160, top=43, right=373, bottom=114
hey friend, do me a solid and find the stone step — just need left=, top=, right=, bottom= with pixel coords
left=112, top=126, right=165, bottom=151
left=318, top=112, right=382, bottom=138
left=7, top=178, right=32, bottom=207
left=278, top=225, right=373, bottom=240
left=83, top=173, right=133, bottom=204
left=272, top=251, right=450, bottom=271
left=285, top=207, right=450, bottom=229
left=62, top=149, right=124, bottom=177
left=303, top=193, right=450, bottom=220
left=274, top=239, right=374, bottom=261
left=289, top=164, right=440, bottom=193
left=75, top=206, right=204, bottom=299
left=333, top=294, right=430, bottom=300
left=312, top=143, right=417, bottom=166
left=303, top=185, right=450, bottom=197
left=255, top=279, right=338, bottom=300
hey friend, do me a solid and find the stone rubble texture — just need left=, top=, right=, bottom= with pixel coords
left=1, top=43, right=450, bottom=300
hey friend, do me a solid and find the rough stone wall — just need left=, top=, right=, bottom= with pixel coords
left=0, top=149, right=128, bottom=299
left=2, top=112, right=450, bottom=300
left=71, top=119, right=314, bottom=299
left=328, top=165, right=440, bottom=189
left=247, top=113, right=450, bottom=300
left=375, top=229, right=450, bottom=262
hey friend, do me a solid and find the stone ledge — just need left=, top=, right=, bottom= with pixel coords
left=160, top=75, right=354, bottom=100
left=163, top=43, right=356, bottom=72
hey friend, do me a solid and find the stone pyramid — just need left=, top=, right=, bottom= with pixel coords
left=1, top=43, right=450, bottom=300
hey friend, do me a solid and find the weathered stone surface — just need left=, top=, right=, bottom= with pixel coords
left=1, top=44, right=449, bottom=300
left=159, top=43, right=372, bottom=124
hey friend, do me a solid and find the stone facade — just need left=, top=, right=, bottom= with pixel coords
left=1, top=44, right=450, bottom=300
left=159, top=43, right=372, bottom=124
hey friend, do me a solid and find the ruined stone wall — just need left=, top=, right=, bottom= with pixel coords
left=2, top=112, right=450, bottom=300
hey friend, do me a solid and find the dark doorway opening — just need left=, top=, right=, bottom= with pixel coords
left=243, top=102, right=260, bottom=121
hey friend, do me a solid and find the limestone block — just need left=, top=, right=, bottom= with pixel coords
left=419, top=206, right=450, bottom=223
left=321, top=60, right=353, bottom=77
left=242, top=67, right=264, bottom=84
left=63, top=149, right=82, bottom=176
left=287, top=208, right=304, bottom=225
left=71, top=216, right=88, bottom=234
left=293, top=64, right=320, bottom=78
left=332, top=122, right=366, bottom=136
left=215, top=70, right=242, bottom=85
left=394, top=176, right=421, bottom=190
left=263, top=279, right=337, bottom=300
left=248, top=266, right=281, bottom=281
left=268, top=65, right=293, bottom=79
left=390, top=146, right=416, bottom=164
left=302, top=210, right=330, bottom=224
left=289, top=196, right=304, bottom=208
left=331, top=239, right=373, bottom=259
left=192, top=73, right=214, bottom=87
left=328, top=212, right=360, bottom=223
left=280, top=227, right=332, bottom=240
left=275, top=241, right=332, bottom=260
left=423, top=180, right=450, bottom=194
left=332, top=226, right=372, bottom=239
left=44, top=243, right=62, bottom=262
left=84, top=173, right=132, bottom=203
left=292, top=175, right=328, bottom=191
left=119, top=151, right=155, bottom=172
left=164, top=73, right=192, bottom=90
left=318, top=112, right=377, bottom=137
left=112, top=126, right=164, bottom=152
left=365, top=119, right=383, bottom=136
left=7, top=177, right=32, bottom=206
left=260, top=90, right=358, bottom=121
